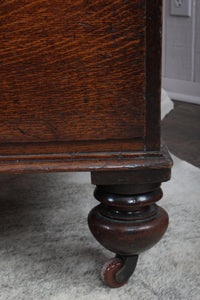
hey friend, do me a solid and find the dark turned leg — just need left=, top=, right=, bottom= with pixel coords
left=88, top=182, right=169, bottom=288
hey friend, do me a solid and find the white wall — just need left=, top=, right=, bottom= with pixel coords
left=162, top=0, right=200, bottom=104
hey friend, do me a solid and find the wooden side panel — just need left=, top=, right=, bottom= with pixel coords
left=145, top=0, right=162, bottom=150
left=0, top=0, right=146, bottom=144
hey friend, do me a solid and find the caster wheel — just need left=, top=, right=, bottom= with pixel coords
left=101, top=257, right=128, bottom=288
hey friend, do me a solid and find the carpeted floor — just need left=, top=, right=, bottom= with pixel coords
left=0, top=154, right=199, bottom=300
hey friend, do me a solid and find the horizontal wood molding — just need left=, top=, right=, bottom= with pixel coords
left=0, top=145, right=172, bottom=173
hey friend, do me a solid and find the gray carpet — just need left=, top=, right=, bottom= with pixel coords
left=0, top=154, right=199, bottom=300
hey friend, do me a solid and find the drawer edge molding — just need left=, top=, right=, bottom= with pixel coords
left=0, top=145, right=172, bottom=174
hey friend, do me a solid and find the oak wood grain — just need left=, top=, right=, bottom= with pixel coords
left=0, top=0, right=146, bottom=144
left=0, top=138, right=144, bottom=156
left=0, top=0, right=165, bottom=173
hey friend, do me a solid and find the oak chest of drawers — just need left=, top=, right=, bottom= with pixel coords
left=0, top=0, right=172, bottom=287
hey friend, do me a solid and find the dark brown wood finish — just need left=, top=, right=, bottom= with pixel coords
left=0, top=144, right=172, bottom=173
left=0, top=0, right=172, bottom=288
left=88, top=179, right=169, bottom=287
left=145, top=0, right=162, bottom=151
left=88, top=184, right=168, bottom=256
left=0, top=0, right=163, bottom=161
left=0, top=0, right=146, bottom=145
left=0, top=138, right=144, bottom=156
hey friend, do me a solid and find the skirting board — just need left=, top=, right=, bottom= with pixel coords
left=162, top=78, right=200, bottom=105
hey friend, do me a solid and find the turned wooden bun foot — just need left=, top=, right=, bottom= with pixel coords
left=88, top=184, right=169, bottom=287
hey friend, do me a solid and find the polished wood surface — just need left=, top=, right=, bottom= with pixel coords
left=1, top=0, right=146, bottom=145
left=0, top=0, right=162, bottom=163
left=0, top=1, right=172, bottom=288
left=145, top=0, right=162, bottom=150
left=88, top=183, right=169, bottom=255
left=0, top=145, right=172, bottom=173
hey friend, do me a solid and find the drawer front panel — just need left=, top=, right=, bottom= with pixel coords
left=0, top=0, right=146, bottom=144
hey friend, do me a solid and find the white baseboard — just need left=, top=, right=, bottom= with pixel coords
left=162, top=78, right=200, bottom=105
